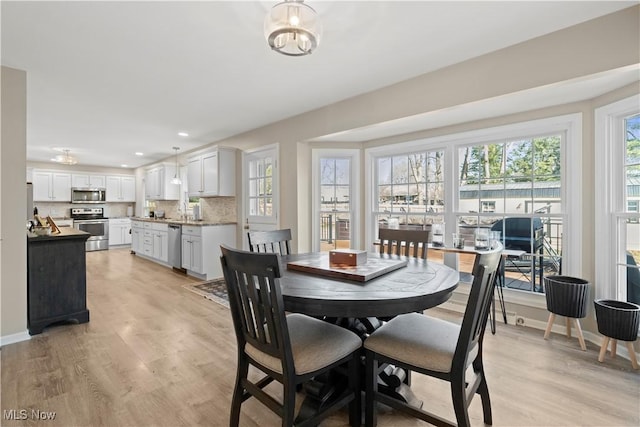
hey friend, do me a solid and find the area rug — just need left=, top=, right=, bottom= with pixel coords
left=182, top=279, right=229, bottom=308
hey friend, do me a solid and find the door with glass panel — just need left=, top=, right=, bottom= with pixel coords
left=243, top=146, right=278, bottom=250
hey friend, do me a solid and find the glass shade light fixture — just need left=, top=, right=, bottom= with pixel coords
left=264, top=0, right=322, bottom=56
left=52, top=149, right=78, bottom=165
left=171, top=147, right=182, bottom=185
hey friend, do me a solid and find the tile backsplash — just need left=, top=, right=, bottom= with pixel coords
left=200, top=197, right=236, bottom=222
left=33, top=202, right=133, bottom=219
left=153, top=197, right=237, bottom=223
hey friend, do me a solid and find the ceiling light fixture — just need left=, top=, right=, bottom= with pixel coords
left=170, top=147, right=182, bottom=185
left=264, top=0, right=322, bottom=56
left=52, top=149, right=78, bottom=165
left=178, top=132, right=189, bottom=137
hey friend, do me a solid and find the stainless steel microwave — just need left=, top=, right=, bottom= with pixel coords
left=71, top=188, right=106, bottom=204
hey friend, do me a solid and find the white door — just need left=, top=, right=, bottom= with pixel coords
left=242, top=145, right=279, bottom=250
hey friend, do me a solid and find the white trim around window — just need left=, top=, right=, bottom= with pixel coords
left=595, top=94, right=640, bottom=300
left=311, top=149, right=361, bottom=251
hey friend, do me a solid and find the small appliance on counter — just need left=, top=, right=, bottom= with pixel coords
left=192, top=204, right=201, bottom=221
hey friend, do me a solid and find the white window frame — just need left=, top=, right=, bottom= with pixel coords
left=595, top=94, right=640, bottom=301
left=243, top=144, right=279, bottom=226
left=366, top=114, right=582, bottom=307
left=311, top=149, right=361, bottom=251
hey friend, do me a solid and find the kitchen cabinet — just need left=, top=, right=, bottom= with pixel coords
left=33, top=170, right=72, bottom=202
left=145, top=163, right=179, bottom=201
left=140, top=222, right=168, bottom=263
left=181, top=224, right=235, bottom=278
left=187, top=148, right=236, bottom=197
left=106, top=175, right=135, bottom=202
left=152, top=229, right=168, bottom=263
left=181, top=226, right=203, bottom=274
left=131, top=220, right=143, bottom=253
left=72, top=173, right=106, bottom=188
left=109, top=218, right=132, bottom=246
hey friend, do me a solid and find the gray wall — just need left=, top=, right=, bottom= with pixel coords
left=1, top=66, right=28, bottom=341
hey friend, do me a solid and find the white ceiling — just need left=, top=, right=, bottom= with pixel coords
left=2, top=1, right=636, bottom=169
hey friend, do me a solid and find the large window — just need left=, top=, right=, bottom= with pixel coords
left=374, top=151, right=445, bottom=233
left=457, top=136, right=563, bottom=293
left=367, top=114, right=582, bottom=300
left=312, top=149, right=360, bottom=251
left=596, top=95, right=640, bottom=305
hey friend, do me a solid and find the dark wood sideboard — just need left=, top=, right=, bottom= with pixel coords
left=27, top=228, right=91, bottom=335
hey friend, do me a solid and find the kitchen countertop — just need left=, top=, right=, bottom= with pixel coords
left=27, top=227, right=90, bottom=241
left=130, top=217, right=237, bottom=226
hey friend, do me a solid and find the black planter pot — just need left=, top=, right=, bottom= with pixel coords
left=544, top=275, right=590, bottom=319
left=594, top=299, right=640, bottom=342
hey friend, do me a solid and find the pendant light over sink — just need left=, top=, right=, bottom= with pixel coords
left=264, top=0, right=322, bottom=56
left=170, top=147, right=182, bottom=185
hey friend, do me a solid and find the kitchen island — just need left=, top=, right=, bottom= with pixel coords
left=27, top=227, right=91, bottom=335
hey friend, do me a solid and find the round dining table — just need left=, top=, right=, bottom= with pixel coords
left=279, top=252, right=460, bottom=318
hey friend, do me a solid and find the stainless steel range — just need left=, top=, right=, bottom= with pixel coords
left=72, top=207, right=109, bottom=251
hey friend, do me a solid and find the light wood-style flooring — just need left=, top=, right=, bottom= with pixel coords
left=1, top=248, right=638, bottom=426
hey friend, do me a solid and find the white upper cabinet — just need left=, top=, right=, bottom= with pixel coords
left=145, top=163, right=179, bottom=200
left=33, top=170, right=71, bottom=202
left=106, top=175, right=135, bottom=202
left=71, top=173, right=106, bottom=188
left=187, top=148, right=235, bottom=197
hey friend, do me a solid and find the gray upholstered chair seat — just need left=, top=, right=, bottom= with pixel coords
left=246, top=313, right=362, bottom=375
left=365, top=312, right=476, bottom=373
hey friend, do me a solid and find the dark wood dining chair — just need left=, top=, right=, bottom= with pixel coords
left=219, top=245, right=362, bottom=427
left=378, top=228, right=430, bottom=259
left=364, top=243, right=503, bottom=427
left=248, top=228, right=292, bottom=255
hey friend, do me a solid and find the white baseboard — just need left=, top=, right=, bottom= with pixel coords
left=438, top=300, right=638, bottom=363
left=1, top=330, right=31, bottom=347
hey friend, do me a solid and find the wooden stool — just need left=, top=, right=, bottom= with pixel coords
left=598, top=337, right=639, bottom=369
left=543, top=313, right=586, bottom=351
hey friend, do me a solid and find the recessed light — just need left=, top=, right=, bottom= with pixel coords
left=121, top=164, right=128, bottom=168
left=135, top=152, right=144, bottom=156
left=178, top=132, right=189, bottom=137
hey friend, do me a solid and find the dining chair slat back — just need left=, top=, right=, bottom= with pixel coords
left=248, top=228, right=292, bottom=255
left=364, top=243, right=503, bottom=427
left=220, top=245, right=362, bottom=427
left=378, top=228, right=430, bottom=259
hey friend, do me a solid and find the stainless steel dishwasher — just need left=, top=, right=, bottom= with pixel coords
left=168, top=223, right=183, bottom=271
